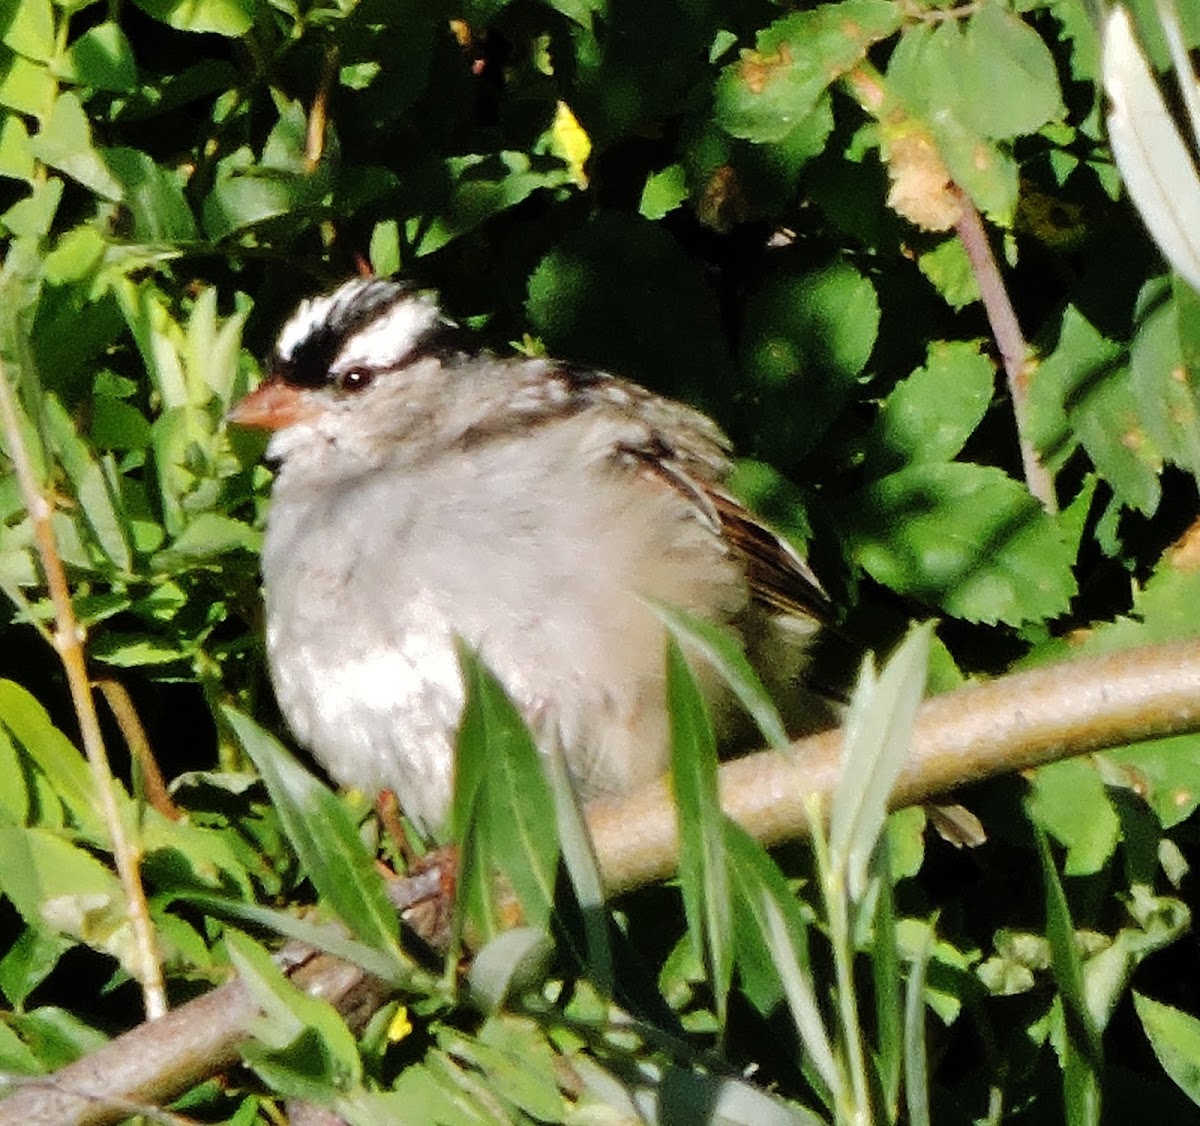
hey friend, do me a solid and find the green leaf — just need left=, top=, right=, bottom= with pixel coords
left=651, top=600, right=789, bottom=750
left=0, top=114, right=34, bottom=181
left=0, top=680, right=105, bottom=841
left=830, top=624, right=930, bottom=902
left=105, top=147, right=197, bottom=241
left=916, top=237, right=980, bottom=309
left=1135, top=992, right=1200, bottom=1106
left=0, top=0, right=55, bottom=63
left=1130, top=277, right=1200, bottom=482
left=527, top=213, right=734, bottom=404
left=864, top=340, right=994, bottom=474
left=0, top=51, right=55, bottom=117
left=849, top=462, right=1076, bottom=624
left=405, top=151, right=572, bottom=258
left=222, top=707, right=409, bottom=977
left=467, top=928, right=554, bottom=1013
left=957, top=5, right=1064, bottom=139
left=1026, top=759, right=1120, bottom=876
left=152, top=512, right=260, bottom=569
left=29, top=92, right=123, bottom=199
left=714, top=0, right=901, bottom=144
left=902, top=917, right=934, bottom=1126
left=740, top=261, right=880, bottom=459
left=1036, top=830, right=1102, bottom=1115
left=452, top=647, right=560, bottom=936
left=639, top=162, right=689, bottom=220
left=667, top=638, right=733, bottom=1028
left=226, top=929, right=364, bottom=1102
left=42, top=393, right=132, bottom=572
left=1030, top=302, right=1163, bottom=514
left=130, top=0, right=252, bottom=36
left=57, top=22, right=138, bottom=92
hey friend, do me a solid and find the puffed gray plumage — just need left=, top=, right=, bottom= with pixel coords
left=231, top=279, right=825, bottom=836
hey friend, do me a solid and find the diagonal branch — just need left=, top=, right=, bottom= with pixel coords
left=3, top=636, right=1200, bottom=1124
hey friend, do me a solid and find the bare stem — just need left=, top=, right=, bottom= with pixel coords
left=0, top=365, right=166, bottom=1020
left=952, top=188, right=1058, bottom=511
left=95, top=679, right=180, bottom=822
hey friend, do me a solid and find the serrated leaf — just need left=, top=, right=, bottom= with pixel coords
left=958, top=5, right=1064, bottom=139
left=1030, top=302, right=1163, bottom=513
left=222, top=707, right=408, bottom=977
left=714, top=0, right=901, bottom=143
left=850, top=462, right=1076, bottom=624
left=667, top=638, right=733, bottom=1028
left=864, top=340, right=994, bottom=474
left=1130, top=277, right=1200, bottom=481
left=740, top=262, right=879, bottom=460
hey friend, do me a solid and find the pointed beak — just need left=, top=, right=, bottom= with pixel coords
left=227, top=380, right=321, bottom=430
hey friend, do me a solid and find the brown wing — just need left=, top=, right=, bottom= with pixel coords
left=704, top=487, right=830, bottom=624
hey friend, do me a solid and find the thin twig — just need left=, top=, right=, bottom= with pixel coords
left=6, top=636, right=1200, bottom=1123
left=95, top=679, right=180, bottom=821
left=0, top=364, right=166, bottom=1020
left=953, top=187, right=1058, bottom=512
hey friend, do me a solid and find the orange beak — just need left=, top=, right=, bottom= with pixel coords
left=227, top=381, right=322, bottom=431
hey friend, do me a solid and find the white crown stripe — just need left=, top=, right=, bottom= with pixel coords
left=331, top=292, right=444, bottom=374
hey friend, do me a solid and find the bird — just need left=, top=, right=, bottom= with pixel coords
left=229, top=277, right=828, bottom=838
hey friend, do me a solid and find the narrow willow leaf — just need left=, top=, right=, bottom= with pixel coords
left=667, top=637, right=733, bottom=1028
left=542, top=733, right=612, bottom=992
left=651, top=600, right=790, bottom=750
left=175, top=893, right=422, bottom=986
left=830, top=623, right=931, bottom=902
left=903, top=919, right=935, bottom=1126
left=1103, top=6, right=1200, bottom=292
left=453, top=646, right=559, bottom=935
left=468, top=927, right=554, bottom=1013
left=1036, top=830, right=1103, bottom=1126
left=759, top=891, right=843, bottom=1105
left=221, top=707, right=407, bottom=975
left=873, top=862, right=903, bottom=1117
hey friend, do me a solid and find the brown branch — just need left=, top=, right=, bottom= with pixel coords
left=0, top=365, right=166, bottom=1019
left=95, top=679, right=180, bottom=821
left=952, top=187, right=1058, bottom=512
left=4, top=637, right=1200, bottom=1123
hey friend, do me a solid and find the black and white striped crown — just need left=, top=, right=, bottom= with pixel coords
left=273, top=279, right=464, bottom=390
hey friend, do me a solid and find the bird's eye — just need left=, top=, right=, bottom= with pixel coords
left=337, top=367, right=375, bottom=392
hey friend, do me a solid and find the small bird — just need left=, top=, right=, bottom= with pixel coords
left=230, top=278, right=827, bottom=837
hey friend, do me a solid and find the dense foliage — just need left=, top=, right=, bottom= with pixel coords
left=2, top=0, right=1200, bottom=1121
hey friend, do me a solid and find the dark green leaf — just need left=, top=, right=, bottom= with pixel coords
left=453, top=647, right=560, bottom=935
left=864, top=341, right=994, bottom=474
left=850, top=462, right=1076, bottom=624
left=714, top=0, right=901, bottom=143
left=221, top=707, right=408, bottom=977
